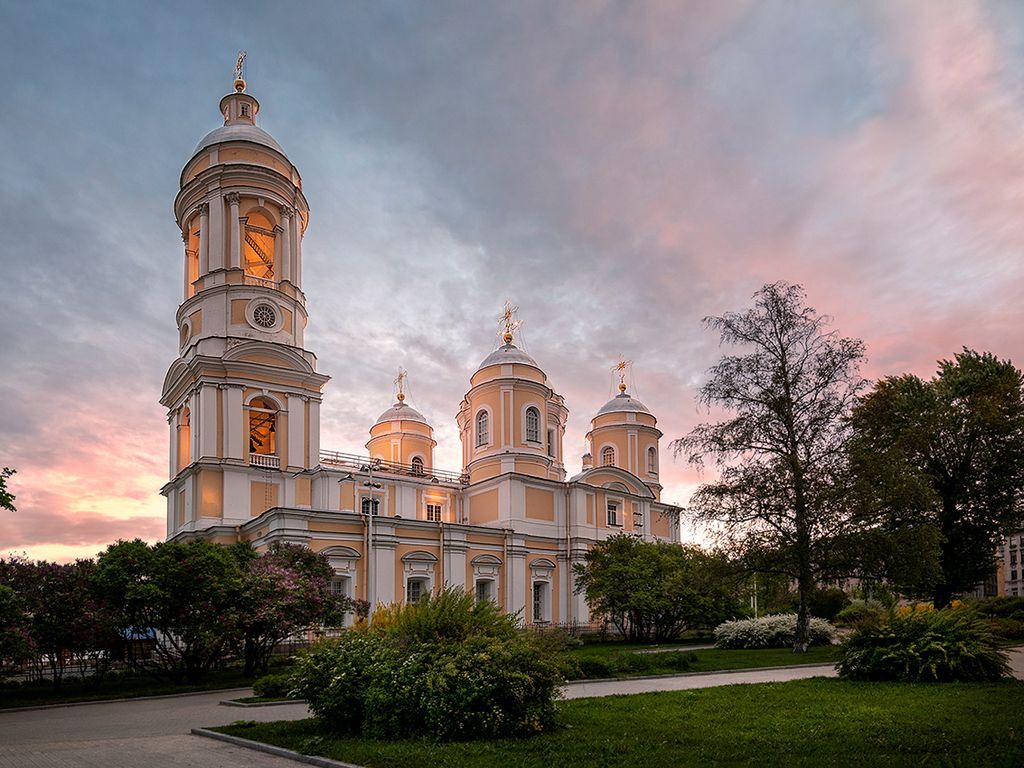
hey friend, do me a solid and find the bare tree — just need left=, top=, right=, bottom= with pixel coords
left=673, top=283, right=867, bottom=651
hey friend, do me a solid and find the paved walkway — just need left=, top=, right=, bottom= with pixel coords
left=2, top=649, right=1020, bottom=767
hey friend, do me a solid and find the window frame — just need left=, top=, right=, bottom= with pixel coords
left=524, top=406, right=541, bottom=444
left=475, top=409, right=490, bottom=448
left=607, top=500, right=620, bottom=527
left=426, top=503, right=442, bottom=523
left=600, top=445, right=616, bottom=467
left=360, top=496, right=381, bottom=516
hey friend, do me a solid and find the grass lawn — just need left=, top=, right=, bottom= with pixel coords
left=216, top=678, right=1024, bottom=768
left=0, top=663, right=291, bottom=709
left=562, top=642, right=840, bottom=679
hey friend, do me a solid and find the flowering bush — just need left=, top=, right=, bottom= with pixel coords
left=713, top=614, right=836, bottom=649
left=838, top=607, right=1009, bottom=682
left=292, top=587, right=563, bottom=740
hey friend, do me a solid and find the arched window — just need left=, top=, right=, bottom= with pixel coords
left=525, top=406, right=540, bottom=443
left=475, top=410, right=489, bottom=447
left=248, top=397, right=277, bottom=456
left=647, top=446, right=658, bottom=475
left=601, top=446, right=615, bottom=467
left=411, top=456, right=424, bottom=476
left=243, top=211, right=276, bottom=281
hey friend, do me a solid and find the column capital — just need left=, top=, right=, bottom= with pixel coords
left=280, top=205, right=294, bottom=219
left=197, top=202, right=210, bottom=216
left=225, top=192, right=240, bottom=205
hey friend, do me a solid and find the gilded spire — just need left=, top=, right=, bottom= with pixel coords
left=498, top=302, right=522, bottom=345
left=612, top=356, right=632, bottom=393
left=394, top=367, right=407, bottom=402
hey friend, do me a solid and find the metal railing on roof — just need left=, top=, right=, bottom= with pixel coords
left=319, top=450, right=467, bottom=486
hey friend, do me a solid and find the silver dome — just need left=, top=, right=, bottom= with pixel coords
left=596, top=392, right=652, bottom=417
left=194, top=123, right=286, bottom=156
left=477, top=343, right=540, bottom=371
left=374, top=401, right=429, bottom=426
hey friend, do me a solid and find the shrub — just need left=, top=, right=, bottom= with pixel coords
left=714, top=614, right=836, bottom=649
left=834, top=601, right=887, bottom=629
left=292, top=587, right=563, bottom=740
left=252, top=672, right=294, bottom=699
left=837, top=607, right=1010, bottom=682
left=969, top=597, right=1024, bottom=641
left=806, top=587, right=851, bottom=621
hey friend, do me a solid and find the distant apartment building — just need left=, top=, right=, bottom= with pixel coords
left=1002, top=533, right=1022, bottom=597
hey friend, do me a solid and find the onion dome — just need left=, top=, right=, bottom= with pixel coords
left=476, top=342, right=540, bottom=372
left=374, top=400, right=429, bottom=426
left=596, top=391, right=652, bottom=417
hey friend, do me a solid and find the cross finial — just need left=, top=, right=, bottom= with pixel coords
left=498, top=302, right=522, bottom=345
left=234, top=51, right=248, bottom=92
left=612, top=356, right=632, bottom=393
left=394, top=367, right=407, bottom=402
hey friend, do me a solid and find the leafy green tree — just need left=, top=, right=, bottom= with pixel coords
left=0, top=556, right=118, bottom=688
left=574, top=534, right=742, bottom=641
left=0, top=467, right=15, bottom=511
left=673, top=283, right=868, bottom=651
left=232, top=542, right=350, bottom=677
left=94, top=539, right=246, bottom=683
left=0, top=583, right=31, bottom=673
left=850, top=349, right=1024, bottom=607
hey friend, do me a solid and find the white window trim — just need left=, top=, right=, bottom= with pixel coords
left=599, top=443, right=617, bottom=468
left=244, top=297, right=284, bottom=333
left=606, top=496, right=624, bottom=527
left=520, top=403, right=543, bottom=446
left=474, top=407, right=493, bottom=449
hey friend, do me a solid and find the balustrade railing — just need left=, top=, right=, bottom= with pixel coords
left=243, top=274, right=278, bottom=289
left=250, top=453, right=281, bottom=469
left=319, top=450, right=467, bottom=485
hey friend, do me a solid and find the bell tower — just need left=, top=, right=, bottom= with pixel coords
left=161, top=62, right=329, bottom=537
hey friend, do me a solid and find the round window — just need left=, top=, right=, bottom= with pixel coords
left=252, top=304, right=277, bottom=329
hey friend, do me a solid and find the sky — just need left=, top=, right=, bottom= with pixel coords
left=1, top=0, right=1022, bottom=563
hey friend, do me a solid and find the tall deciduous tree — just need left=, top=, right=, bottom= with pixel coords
left=674, top=282, right=867, bottom=652
left=850, top=349, right=1024, bottom=606
left=574, top=534, right=742, bottom=642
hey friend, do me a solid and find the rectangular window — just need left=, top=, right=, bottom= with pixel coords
left=633, top=510, right=643, bottom=529
left=426, top=503, right=442, bottom=523
left=547, top=429, right=555, bottom=457
left=361, top=496, right=380, bottom=516
left=607, top=502, right=619, bottom=527
left=329, top=576, right=350, bottom=597
left=1013, top=570, right=1019, bottom=581
left=532, top=581, right=547, bottom=623
left=476, top=580, right=493, bottom=603
left=406, top=579, right=426, bottom=604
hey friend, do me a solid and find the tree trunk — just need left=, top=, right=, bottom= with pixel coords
left=793, top=588, right=810, bottom=653
left=243, top=636, right=256, bottom=678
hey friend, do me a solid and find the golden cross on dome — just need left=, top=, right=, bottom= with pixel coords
left=612, top=356, right=632, bottom=393
left=235, top=51, right=247, bottom=81
left=498, top=302, right=522, bottom=345
left=394, top=367, right=407, bottom=402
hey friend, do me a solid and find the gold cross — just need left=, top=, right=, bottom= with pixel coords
left=394, top=367, right=407, bottom=402
left=612, top=356, right=632, bottom=393
left=235, top=51, right=247, bottom=81
left=498, top=302, right=522, bottom=344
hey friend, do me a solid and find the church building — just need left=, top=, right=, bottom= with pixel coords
left=161, top=73, right=681, bottom=626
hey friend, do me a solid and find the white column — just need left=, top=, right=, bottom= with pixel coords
left=208, top=193, right=225, bottom=272
left=199, top=384, right=218, bottom=459
left=168, top=413, right=178, bottom=479
left=287, top=394, right=305, bottom=470
left=189, top=390, right=200, bottom=463
left=291, top=211, right=301, bottom=287
left=280, top=207, right=292, bottom=283
left=225, top=386, right=244, bottom=460
left=308, top=399, right=321, bottom=468
left=181, top=230, right=190, bottom=299
left=226, top=192, right=241, bottom=269
left=197, top=203, right=210, bottom=276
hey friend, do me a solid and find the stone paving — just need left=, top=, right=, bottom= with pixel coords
left=1, top=649, right=1020, bottom=767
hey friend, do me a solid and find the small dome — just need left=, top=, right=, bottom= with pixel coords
left=596, top=392, right=652, bottom=417
left=477, top=343, right=540, bottom=372
left=193, top=123, right=286, bottom=156
left=374, top=401, right=429, bottom=426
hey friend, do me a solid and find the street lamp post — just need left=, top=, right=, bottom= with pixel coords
left=363, top=459, right=383, bottom=625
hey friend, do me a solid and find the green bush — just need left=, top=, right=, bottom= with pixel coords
left=969, top=597, right=1024, bottom=641
left=252, top=672, right=295, bottom=699
left=292, top=588, right=563, bottom=740
left=838, top=607, right=1010, bottom=682
left=834, top=601, right=887, bottom=629
left=806, top=588, right=851, bottom=621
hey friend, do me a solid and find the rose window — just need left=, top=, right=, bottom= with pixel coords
left=252, top=304, right=277, bottom=329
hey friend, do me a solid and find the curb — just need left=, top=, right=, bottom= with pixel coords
left=192, top=727, right=364, bottom=768
left=0, top=687, right=252, bottom=714
left=565, top=661, right=837, bottom=686
left=220, top=698, right=308, bottom=708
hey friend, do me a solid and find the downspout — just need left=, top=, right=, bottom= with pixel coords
left=503, top=528, right=510, bottom=612
left=564, top=485, right=572, bottom=628
left=438, top=520, right=445, bottom=594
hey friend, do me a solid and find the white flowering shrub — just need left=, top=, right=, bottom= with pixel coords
left=713, top=613, right=836, bottom=649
